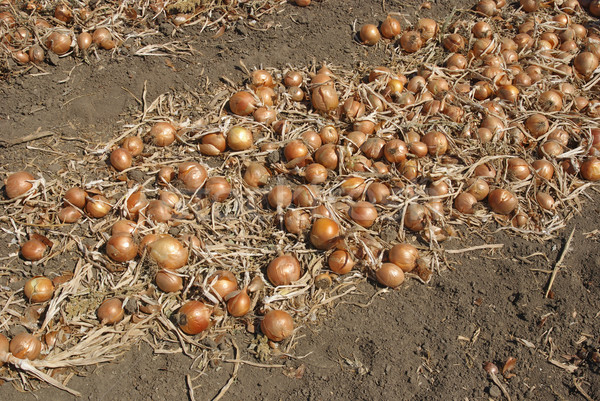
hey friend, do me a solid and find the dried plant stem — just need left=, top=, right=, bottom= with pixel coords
left=544, top=227, right=575, bottom=298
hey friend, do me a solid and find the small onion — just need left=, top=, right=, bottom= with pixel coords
left=77, top=32, right=92, bottom=50
left=205, top=177, right=232, bottom=202
left=179, top=162, right=207, bottom=192
left=86, top=195, right=111, bottom=218
left=417, top=18, right=438, bottom=41
left=380, top=16, right=401, bottom=39
left=507, top=158, right=531, bottom=180
left=251, top=70, right=274, bottom=88
left=0, top=333, right=7, bottom=365
left=310, top=218, right=340, bottom=250
left=156, top=270, right=183, bottom=293
left=148, top=236, right=188, bottom=270
left=581, top=158, right=600, bottom=181
left=361, top=137, right=386, bottom=160
left=126, top=191, right=148, bottom=219
left=106, top=234, right=138, bottom=262
left=400, top=31, right=423, bottom=53
left=284, top=71, right=303, bottom=87
left=293, top=185, right=318, bottom=207
left=45, top=32, right=71, bottom=55
left=312, top=86, right=339, bottom=112
left=157, top=167, right=176, bottom=186
left=268, top=185, right=293, bottom=209
left=150, top=122, right=177, bottom=147
left=267, top=254, right=301, bottom=286
left=422, top=131, right=448, bottom=155
left=383, top=139, right=408, bottom=163
left=366, top=182, right=391, bottom=204
left=176, top=301, right=211, bottom=335
left=341, top=177, right=366, bottom=200
left=227, top=289, right=251, bottom=317
left=110, top=148, right=132, bottom=171
left=21, top=239, right=47, bottom=261
left=538, top=90, right=563, bottom=112
left=284, top=209, right=311, bottom=234
left=389, top=244, right=418, bottom=272
left=404, top=204, right=427, bottom=231
left=532, top=159, right=554, bottom=182
left=536, top=192, right=555, bottom=210
left=200, top=133, right=227, bottom=156
left=97, top=298, right=124, bottom=325
left=574, top=52, right=599, bottom=78
left=261, top=310, right=294, bottom=342
left=58, top=206, right=82, bottom=223
left=305, top=163, right=328, bottom=184
left=314, top=144, right=338, bottom=169
left=349, top=201, right=378, bottom=228
left=208, top=270, right=238, bottom=299
left=146, top=200, right=172, bottom=223
left=121, top=136, right=144, bottom=156
left=466, top=178, right=490, bottom=201
left=360, top=24, right=380, bottom=45
left=328, top=249, right=355, bottom=274
left=454, top=192, right=478, bottom=214
left=9, top=333, right=42, bottom=359
left=488, top=189, right=518, bottom=214
left=244, top=163, right=270, bottom=187
left=5, top=171, right=34, bottom=199
left=112, top=219, right=137, bottom=236
left=376, top=263, right=405, bottom=288
left=525, top=114, right=549, bottom=138
left=24, top=276, right=54, bottom=303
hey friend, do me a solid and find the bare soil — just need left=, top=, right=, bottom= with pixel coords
left=1, top=0, right=599, bottom=400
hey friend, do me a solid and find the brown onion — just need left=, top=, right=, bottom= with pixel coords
left=466, top=178, right=489, bottom=201
left=205, top=177, right=231, bottom=202
left=366, top=182, right=391, bottom=204
left=525, top=114, right=549, bottom=138
left=284, top=71, right=303, bottom=87
left=155, top=270, right=183, bottom=293
left=9, top=333, right=41, bottom=359
left=227, top=289, right=251, bottom=317
left=20, top=239, right=47, bottom=261
left=389, top=244, right=418, bottom=272
left=417, top=18, right=438, bottom=41
left=360, top=24, right=380, bottom=45
left=310, top=218, right=340, bottom=250
left=404, top=204, right=427, bottom=231
left=229, top=91, right=257, bottom=116
left=536, top=192, right=555, bottom=210
left=121, top=136, right=143, bottom=156
left=77, top=32, right=92, bottom=51
left=208, top=270, right=238, bottom=299
left=244, top=163, right=270, bottom=187
left=305, top=163, right=328, bottom=184
left=361, top=137, right=386, bottom=160
left=179, top=162, right=207, bottom=192
left=284, top=209, right=311, bottom=234
left=312, top=86, right=339, bottom=112
left=86, top=195, right=111, bottom=218
left=293, top=185, right=318, bottom=207
left=574, top=52, right=599, bottom=78
left=5, top=171, right=35, bottom=199
left=150, top=122, right=177, bottom=146
left=126, top=191, right=148, bottom=219
left=443, top=34, right=465, bottom=52
left=581, top=158, right=600, bottom=181
left=538, top=90, right=562, bottom=112
left=422, top=131, right=448, bottom=155
left=226, top=126, right=253, bottom=151
left=380, top=16, right=401, bottom=39
left=488, top=189, right=518, bottom=214
left=314, top=144, right=338, bottom=169
left=376, top=263, right=405, bottom=288
left=261, top=310, right=294, bottom=342
left=24, top=276, right=54, bottom=303
left=97, top=298, right=124, bottom=325
left=200, top=133, right=227, bottom=156
left=267, top=254, right=301, bottom=286
left=176, top=301, right=211, bottom=335
left=383, top=139, right=408, bottom=163
left=148, top=236, right=188, bottom=270
left=58, top=206, right=82, bottom=223
left=45, top=32, right=71, bottom=55
left=0, top=333, right=7, bottom=365
left=251, top=70, right=274, bottom=88
left=454, top=192, right=478, bottom=214
left=106, top=234, right=137, bottom=262
left=268, top=185, right=292, bottom=209
left=328, top=249, right=355, bottom=274
left=507, top=158, right=531, bottom=180
left=349, top=201, right=378, bottom=228
left=110, top=148, right=132, bottom=171
left=400, top=31, right=423, bottom=53
left=146, top=200, right=172, bottom=223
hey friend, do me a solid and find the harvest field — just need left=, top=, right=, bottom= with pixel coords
left=1, top=0, right=600, bottom=399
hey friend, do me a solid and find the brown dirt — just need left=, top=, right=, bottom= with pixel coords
left=1, top=0, right=599, bottom=400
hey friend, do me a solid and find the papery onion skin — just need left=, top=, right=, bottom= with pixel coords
left=176, top=300, right=211, bottom=335
left=148, top=236, right=188, bottom=270
left=106, top=234, right=138, bottom=262
left=9, top=333, right=42, bottom=359
left=24, top=276, right=54, bottom=303
left=5, top=171, right=35, bottom=199
left=284, top=209, right=311, bottom=234
left=21, top=239, right=47, bottom=261
left=97, top=298, right=124, bottom=325
left=209, top=270, right=238, bottom=299
left=310, top=218, right=340, bottom=250
left=267, top=254, right=301, bottom=286
left=488, top=188, right=518, bottom=214
left=389, top=244, right=419, bottom=272
left=261, top=310, right=294, bottom=342
left=376, top=263, right=405, bottom=288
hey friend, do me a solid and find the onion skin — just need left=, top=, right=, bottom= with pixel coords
left=261, top=310, right=294, bottom=342
left=24, top=276, right=54, bottom=303
left=9, top=333, right=42, bottom=359
left=328, top=249, right=355, bottom=274
left=376, top=263, right=405, bottom=288
left=310, top=218, right=340, bottom=250
left=5, top=171, right=35, bottom=199
left=176, top=300, right=211, bottom=335
left=267, top=254, right=301, bottom=286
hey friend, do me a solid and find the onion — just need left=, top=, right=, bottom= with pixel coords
left=205, top=177, right=231, bottom=202
left=404, top=204, right=427, bottom=231
left=314, top=144, right=338, bottom=169
left=150, top=122, right=177, bottom=147
left=106, top=234, right=137, bottom=262
left=574, top=52, right=599, bottom=78
left=525, top=114, right=549, bottom=138
left=284, top=209, right=311, bottom=234
left=251, top=70, right=274, bottom=88
left=226, top=126, right=253, bottom=151
left=341, top=177, right=366, bottom=200
left=488, top=189, right=518, bottom=214
left=472, top=21, right=492, bottom=38
left=343, top=98, right=366, bottom=121
left=267, top=254, right=301, bottom=286
left=268, top=185, right=292, bottom=209
left=310, top=218, right=340, bottom=250
left=581, top=158, right=600, bottom=181
left=159, top=191, right=180, bottom=209
left=427, top=180, right=449, bottom=197
left=20, top=239, right=47, bottom=261
left=532, top=159, right=554, bottom=182
left=536, top=192, right=555, bottom=210
left=28, top=45, right=45, bottom=64
left=227, top=288, right=251, bottom=317
left=97, top=298, right=124, bottom=325
left=466, top=178, right=490, bottom=200
left=389, top=244, right=418, bottom=272
left=0, top=333, right=7, bottom=365
left=24, top=276, right=54, bottom=303
left=58, top=206, right=82, bottom=223
left=110, top=148, right=132, bottom=171
left=126, top=191, right=148, bottom=219
left=312, top=86, right=339, bottom=112
left=77, top=32, right=92, bottom=51
left=360, top=24, right=380, bottom=45
left=507, top=158, right=531, bottom=180
left=443, top=33, right=466, bottom=52
left=538, top=90, right=563, bottom=112
left=366, top=182, right=391, bottom=204
left=243, top=163, right=270, bottom=187
left=293, top=185, right=318, bottom=207
left=476, top=0, right=497, bottom=15
left=302, top=130, right=322, bottom=149
left=146, top=200, right=172, bottom=223
left=9, top=333, right=42, bottom=359
left=261, top=310, right=294, bottom=342
left=179, top=162, right=207, bottom=192
left=121, top=136, right=143, bottom=156
left=86, top=195, right=111, bottom=218
left=148, top=236, right=188, bottom=270
left=200, top=133, right=226, bottom=156
left=361, top=137, right=386, bottom=160
left=349, top=201, right=378, bottom=228
left=376, top=263, right=405, bottom=288
left=328, top=249, right=355, bottom=274
left=229, top=91, right=257, bottom=116
left=45, top=32, right=71, bottom=55
left=380, top=16, right=401, bottom=39
left=417, top=18, right=438, bottom=40
left=5, top=171, right=34, bottom=199
left=156, top=270, right=183, bottom=293
left=454, top=192, right=478, bottom=214
left=400, top=31, right=423, bottom=53
left=176, top=301, right=211, bottom=335
left=284, top=140, right=308, bottom=163
left=422, top=131, right=448, bottom=155
left=304, top=163, right=328, bottom=184
left=284, top=71, right=303, bottom=87
left=208, top=270, right=238, bottom=299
